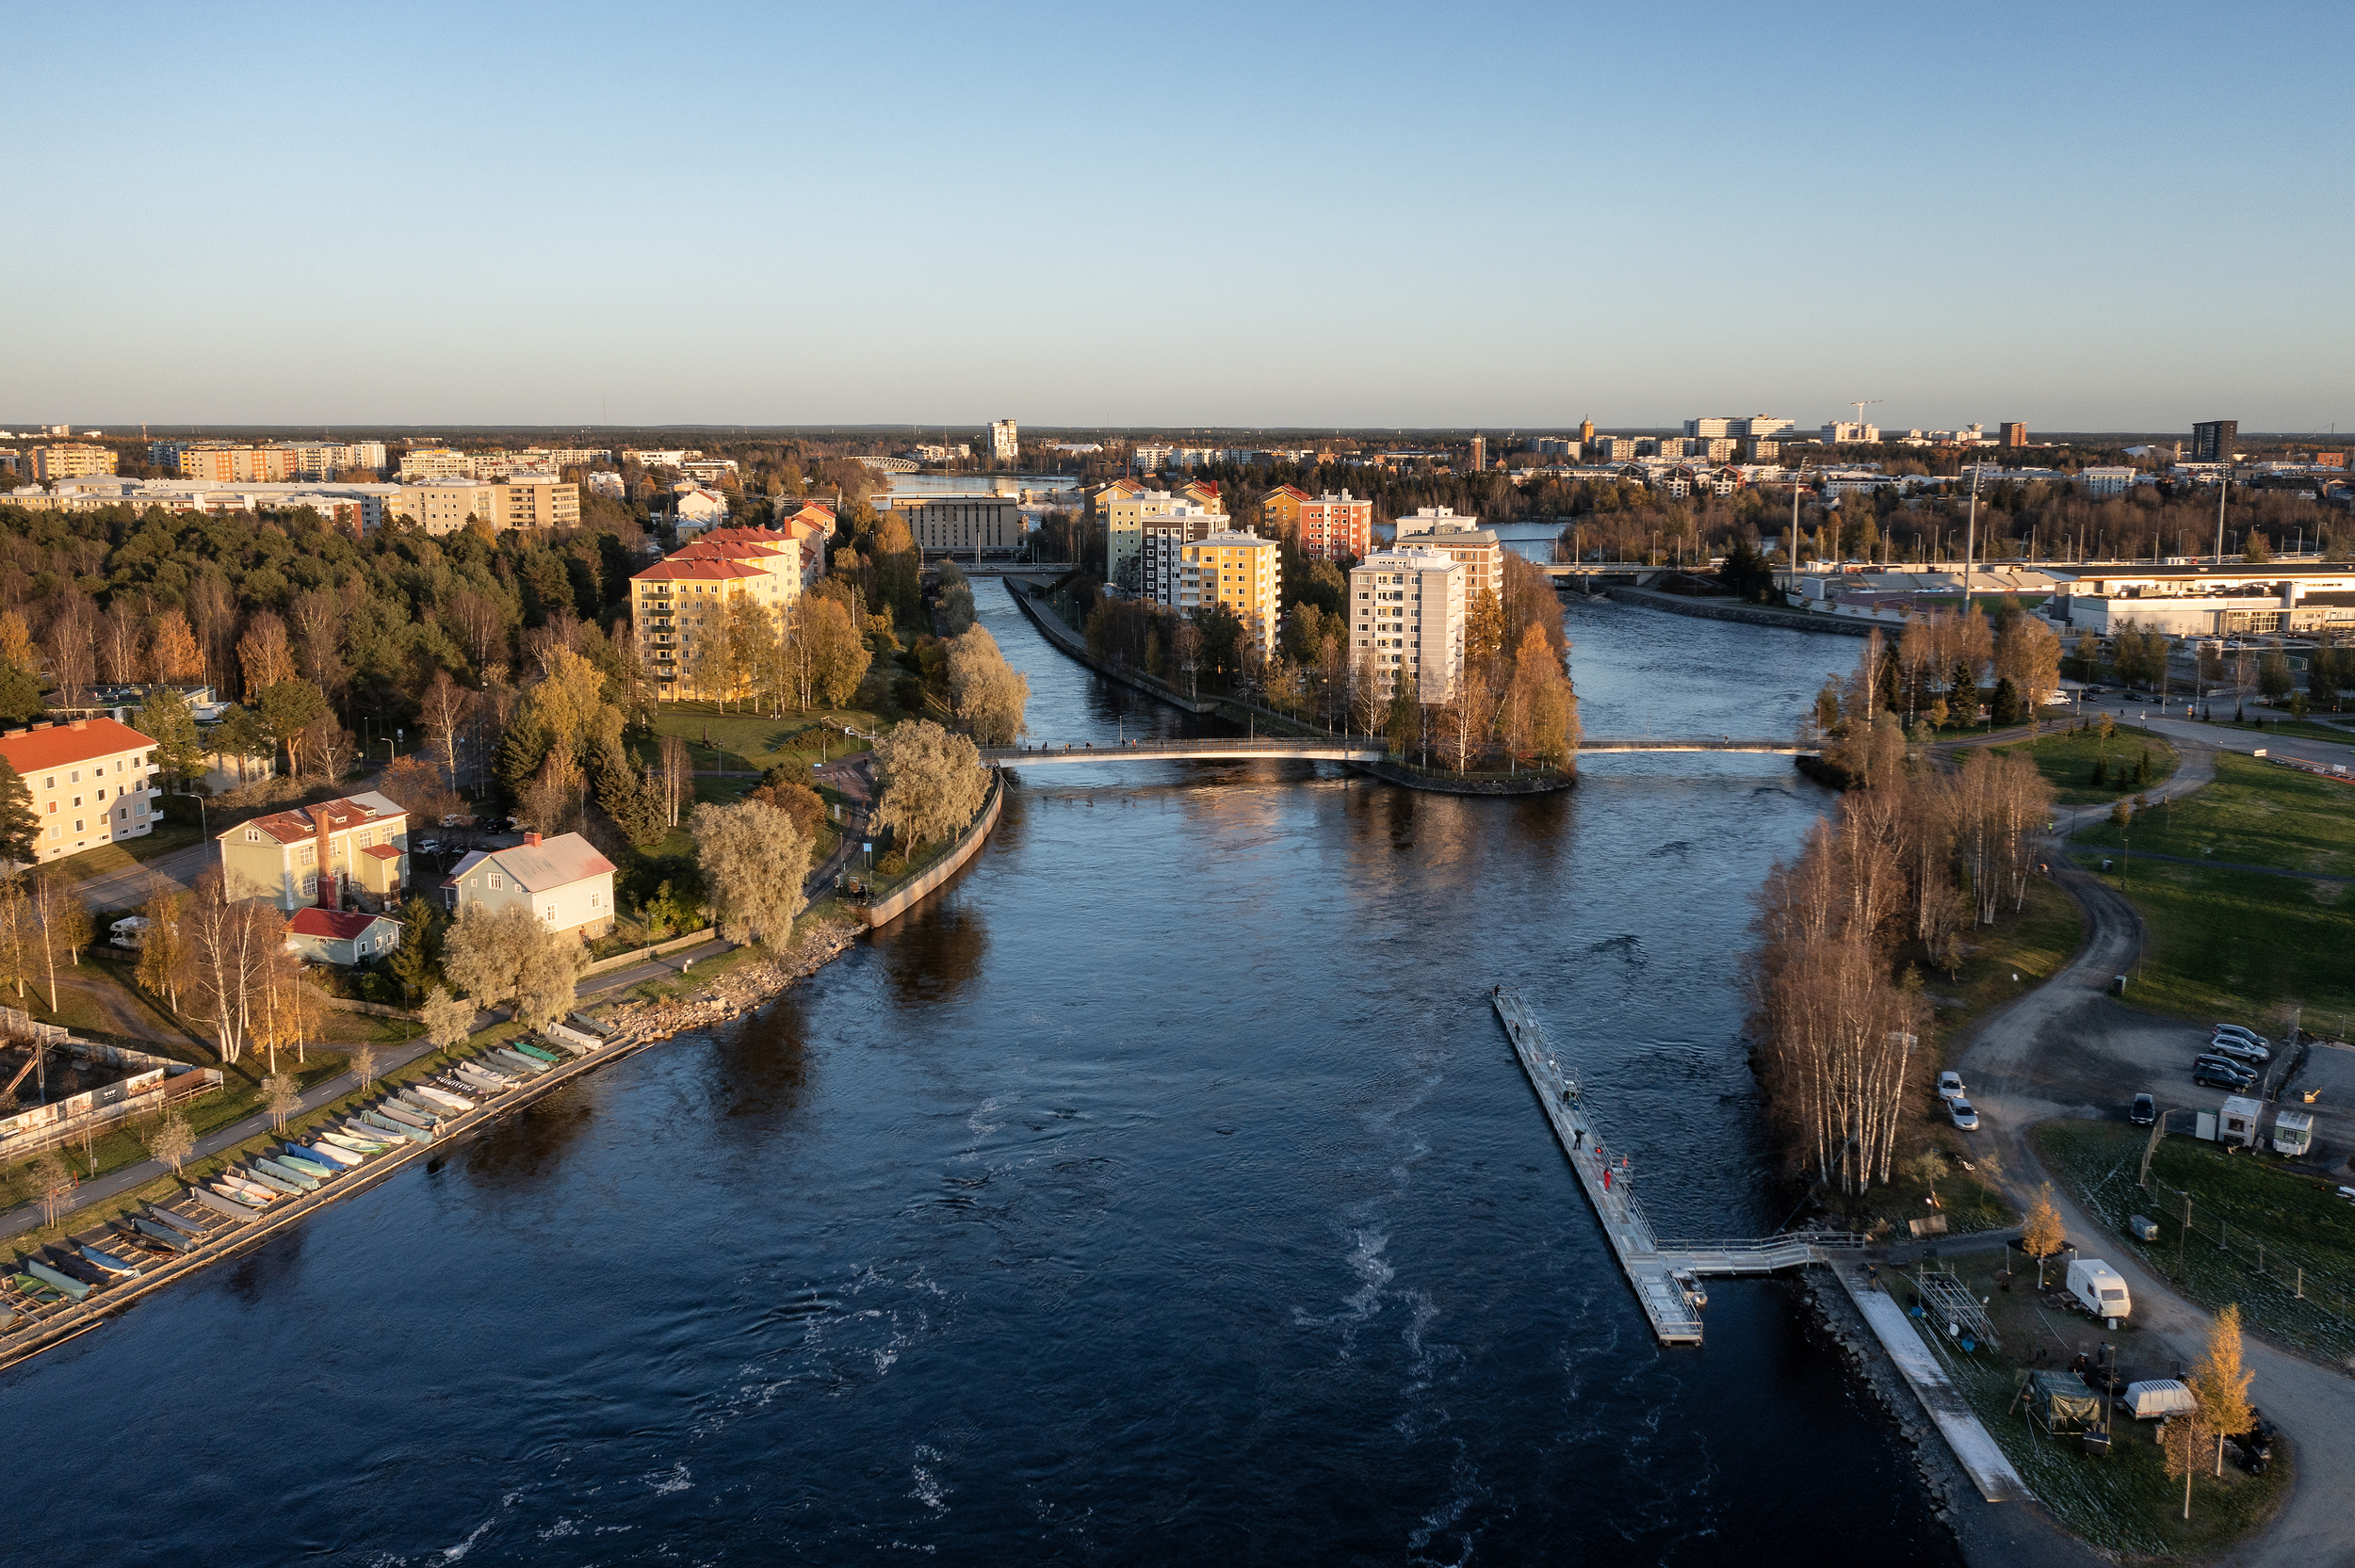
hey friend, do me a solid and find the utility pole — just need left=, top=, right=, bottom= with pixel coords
left=1962, top=461, right=1981, bottom=612
left=2215, top=471, right=2228, bottom=563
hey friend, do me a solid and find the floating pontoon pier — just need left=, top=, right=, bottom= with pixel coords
left=1492, top=988, right=1864, bottom=1345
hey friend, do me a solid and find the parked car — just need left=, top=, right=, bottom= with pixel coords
left=2195, top=1063, right=2256, bottom=1090
left=2194, top=1053, right=2257, bottom=1078
left=1946, top=1098, right=1980, bottom=1131
left=413, top=837, right=443, bottom=855
left=2130, top=1093, right=2156, bottom=1126
left=1937, top=1071, right=1967, bottom=1103
left=2208, top=1035, right=2269, bottom=1064
left=2213, top=1024, right=2270, bottom=1051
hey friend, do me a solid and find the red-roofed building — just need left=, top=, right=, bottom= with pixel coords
left=0, top=717, right=161, bottom=863
left=218, top=790, right=410, bottom=910
left=286, top=906, right=405, bottom=966
left=1260, top=485, right=1312, bottom=536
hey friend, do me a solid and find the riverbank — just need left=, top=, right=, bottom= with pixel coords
left=1608, top=585, right=1881, bottom=637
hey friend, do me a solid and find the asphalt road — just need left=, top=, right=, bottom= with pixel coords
left=1952, top=861, right=2355, bottom=1568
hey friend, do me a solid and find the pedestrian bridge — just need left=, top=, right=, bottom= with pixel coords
left=983, top=736, right=1811, bottom=767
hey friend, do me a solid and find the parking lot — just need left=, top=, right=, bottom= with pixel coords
left=1994, top=997, right=2353, bottom=1171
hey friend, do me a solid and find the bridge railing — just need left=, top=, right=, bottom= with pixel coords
left=1652, top=1230, right=1873, bottom=1253
left=982, top=736, right=1389, bottom=760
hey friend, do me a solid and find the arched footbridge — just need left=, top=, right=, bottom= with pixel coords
left=982, top=736, right=1812, bottom=767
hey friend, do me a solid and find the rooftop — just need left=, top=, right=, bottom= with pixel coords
left=222, top=791, right=405, bottom=848
left=0, top=717, right=155, bottom=773
left=289, top=907, right=398, bottom=941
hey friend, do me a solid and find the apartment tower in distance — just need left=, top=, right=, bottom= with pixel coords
left=2000, top=422, right=2027, bottom=448
left=990, top=419, right=1018, bottom=463
left=2192, top=419, right=2238, bottom=463
left=1468, top=435, right=1486, bottom=472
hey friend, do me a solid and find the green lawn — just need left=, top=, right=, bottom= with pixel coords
left=629, top=704, right=883, bottom=774
left=2205, top=714, right=2355, bottom=745
left=2075, top=752, right=2355, bottom=878
left=1990, top=725, right=2180, bottom=806
left=2075, top=854, right=2355, bottom=1030
left=1905, top=1246, right=2292, bottom=1558
left=2038, top=1120, right=2355, bottom=1364
left=50, top=822, right=204, bottom=876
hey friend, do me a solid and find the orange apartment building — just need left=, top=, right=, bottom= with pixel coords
left=1263, top=486, right=1372, bottom=560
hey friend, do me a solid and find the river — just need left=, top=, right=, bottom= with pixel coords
left=2, top=593, right=1950, bottom=1564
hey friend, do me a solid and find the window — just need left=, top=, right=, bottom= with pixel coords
left=487, top=871, right=503, bottom=890
left=299, top=845, right=316, bottom=866
left=95, top=787, right=106, bottom=801
left=73, top=819, right=83, bottom=832
left=44, top=802, right=54, bottom=815
left=41, top=776, right=52, bottom=788
left=69, top=771, right=78, bottom=784
left=45, top=826, right=57, bottom=840
left=544, top=904, right=557, bottom=921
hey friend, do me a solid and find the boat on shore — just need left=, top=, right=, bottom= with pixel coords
left=131, top=1219, right=196, bottom=1253
left=24, top=1261, right=90, bottom=1301
left=189, top=1187, right=260, bottom=1221
left=76, top=1245, right=139, bottom=1278
left=241, top=1167, right=303, bottom=1197
left=144, top=1206, right=205, bottom=1240
left=301, top=1140, right=364, bottom=1167
left=278, top=1148, right=338, bottom=1179
left=255, top=1157, right=318, bottom=1191
left=511, top=1041, right=562, bottom=1064
left=412, top=1085, right=475, bottom=1112
left=320, top=1131, right=385, bottom=1154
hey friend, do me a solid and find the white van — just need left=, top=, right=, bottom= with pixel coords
left=2068, top=1258, right=2132, bottom=1322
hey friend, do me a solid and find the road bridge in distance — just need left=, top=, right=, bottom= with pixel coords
left=983, top=736, right=1811, bottom=767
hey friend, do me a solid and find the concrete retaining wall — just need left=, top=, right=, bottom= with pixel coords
left=581, top=929, right=718, bottom=977
left=1003, top=580, right=1224, bottom=714
left=860, top=777, right=1002, bottom=929
left=1607, top=586, right=1880, bottom=638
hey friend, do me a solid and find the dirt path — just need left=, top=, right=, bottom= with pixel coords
left=1952, top=847, right=2355, bottom=1566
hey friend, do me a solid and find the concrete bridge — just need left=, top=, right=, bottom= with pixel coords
left=983, top=736, right=1810, bottom=767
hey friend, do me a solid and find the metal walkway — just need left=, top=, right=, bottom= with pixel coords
left=987, top=736, right=1810, bottom=768
left=1491, top=989, right=1863, bottom=1345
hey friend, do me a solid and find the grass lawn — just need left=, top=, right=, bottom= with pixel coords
left=1987, top=725, right=2180, bottom=807
left=2075, top=752, right=2355, bottom=878
left=1896, top=1247, right=2293, bottom=1558
left=50, top=823, right=204, bottom=876
left=2037, top=1120, right=2355, bottom=1364
left=2201, top=714, right=2355, bottom=744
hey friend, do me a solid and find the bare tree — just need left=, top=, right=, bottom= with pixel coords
left=263, top=1072, right=300, bottom=1132
left=419, top=670, right=476, bottom=784
left=145, top=1108, right=194, bottom=1174
left=30, top=1147, right=73, bottom=1228
left=349, top=1043, right=380, bottom=1091
left=658, top=733, right=691, bottom=827
left=96, top=600, right=145, bottom=686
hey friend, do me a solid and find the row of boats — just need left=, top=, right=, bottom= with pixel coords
left=5, top=1026, right=609, bottom=1328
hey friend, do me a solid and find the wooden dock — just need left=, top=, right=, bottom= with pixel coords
left=1492, top=989, right=1862, bottom=1345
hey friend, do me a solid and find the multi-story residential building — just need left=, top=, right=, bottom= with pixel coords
left=396, top=446, right=476, bottom=480
left=1741, top=437, right=1782, bottom=463
left=1534, top=437, right=1583, bottom=459
left=990, top=419, right=1019, bottom=462
left=441, top=832, right=616, bottom=939
left=1393, top=509, right=1503, bottom=610
left=1139, top=504, right=1226, bottom=606
left=2000, top=422, right=2028, bottom=449
left=217, top=790, right=410, bottom=911
left=1734, top=416, right=1795, bottom=438
left=674, top=486, right=730, bottom=535
left=586, top=470, right=625, bottom=499
left=27, top=444, right=117, bottom=480
left=1823, top=422, right=1880, bottom=444
left=679, top=458, right=739, bottom=486
left=1295, top=490, right=1373, bottom=561
left=390, top=477, right=578, bottom=535
left=1349, top=547, right=1466, bottom=702
left=1594, top=436, right=1641, bottom=461
left=1177, top=528, right=1280, bottom=655
left=1178, top=479, right=1221, bottom=509
left=1105, top=489, right=1203, bottom=591
left=1683, top=417, right=1737, bottom=440
left=0, top=718, right=161, bottom=863
left=1130, top=445, right=1174, bottom=469
left=896, top=493, right=1024, bottom=556
left=2081, top=466, right=2136, bottom=496
left=629, top=525, right=801, bottom=701
left=691, top=525, right=813, bottom=595
left=623, top=448, right=698, bottom=470
left=1261, top=484, right=1311, bottom=536
left=2192, top=419, right=2238, bottom=463
left=175, top=445, right=300, bottom=482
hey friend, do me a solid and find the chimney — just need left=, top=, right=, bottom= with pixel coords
left=308, top=804, right=336, bottom=909
left=525, top=832, right=542, bottom=848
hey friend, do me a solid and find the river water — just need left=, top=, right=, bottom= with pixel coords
left=4, top=594, right=1950, bottom=1565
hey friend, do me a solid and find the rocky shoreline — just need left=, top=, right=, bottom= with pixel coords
left=600, top=916, right=864, bottom=1044
left=1797, top=1269, right=1974, bottom=1541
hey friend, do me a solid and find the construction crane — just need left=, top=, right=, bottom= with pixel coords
left=1848, top=398, right=1883, bottom=433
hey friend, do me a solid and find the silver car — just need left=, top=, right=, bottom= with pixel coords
left=1946, top=1098, right=1980, bottom=1131
left=2209, top=1035, right=2268, bottom=1064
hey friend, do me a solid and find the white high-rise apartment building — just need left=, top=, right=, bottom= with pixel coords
left=1734, top=416, right=1795, bottom=438
left=990, top=419, right=1018, bottom=463
left=1393, top=509, right=1502, bottom=608
left=1350, top=547, right=1466, bottom=702
left=1823, top=422, right=1879, bottom=444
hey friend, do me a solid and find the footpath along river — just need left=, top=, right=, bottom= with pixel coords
left=2, top=594, right=1950, bottom=1564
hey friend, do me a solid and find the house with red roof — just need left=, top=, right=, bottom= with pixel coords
left=286, top=907, right=405, bottom=966
left=0, top=717, right=162, bottom=863
left=217, top=790, right=410, bottom=911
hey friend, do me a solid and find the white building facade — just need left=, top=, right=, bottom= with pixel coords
left=1350, top=547, right=1467, bottom=702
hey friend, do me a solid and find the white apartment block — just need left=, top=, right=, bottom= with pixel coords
left=1823, top=422, right=1880, bottom=444
left=990, top=419, right=1019, bottom=462
left=1105, top=490, right=1205, bottom=591
left=1350, top=548, right=1467, bottom=702
left=2081, top=466, right=2136, bottom=496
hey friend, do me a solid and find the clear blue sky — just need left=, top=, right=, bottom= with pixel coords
left=6, top=0, right=2347, bottom=434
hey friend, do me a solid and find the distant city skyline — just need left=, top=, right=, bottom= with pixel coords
left=4, top=1, right=2346, bottom=431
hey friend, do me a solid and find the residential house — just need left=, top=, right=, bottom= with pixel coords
left=441, top=832, right=617, bottom=939
left=286, top=907, right=404, bottom=966
left=218, top=791, right=410, bottom=911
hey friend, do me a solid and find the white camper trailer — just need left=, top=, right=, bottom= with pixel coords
left=2219, top=1095, right=2263, bottom=1148
left=2068, top=1258, right=2132, bottom=1322
left=2272, top=1109, right=2314, bottom=1157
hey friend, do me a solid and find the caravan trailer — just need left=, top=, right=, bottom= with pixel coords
left=2068, top=1259, right=2132, bottom=1322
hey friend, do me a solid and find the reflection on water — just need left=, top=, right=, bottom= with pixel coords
left=0, top=586, right=1960, bottom=1566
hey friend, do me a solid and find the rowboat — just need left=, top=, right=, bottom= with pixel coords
left=320, top=1131, right=385, bottom=1154
left=77, top=1244, right=140, bottom=1277
left=12, top=1272, right=64, bottom=1302
left=510, top=1041, right=562, bottom=1064
left=242, top=1167, right=304, bottom=1197
left=412, top=1085, right=475, bottom=1112
left=145, top=1206, right=207, bottom=1239
left=188, top=1187, right=260, bottom=1221
left=301, top=1140, right=365, bottom=1166
left=372, top=1103, right=434, bottom=1132
left=490, top=1049, right=551, bottom=1075
left=388, top=1095, right=447, bottom=1125
left=131, top=1219, right=197, bottom=1253
left=455, top=1065, right=513, bottom=1092
left=360, top=1111, right=432, bottom=1144
left=24, top=1261, right=90, bottom=1301
left=278, top=1148, right=338, bottom=1178
left=255, top=1157, right=319, bottom=1191
left=540, top=1032, right=595, bottom=1058
left=215, top=1174, right=278, bottom=1204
